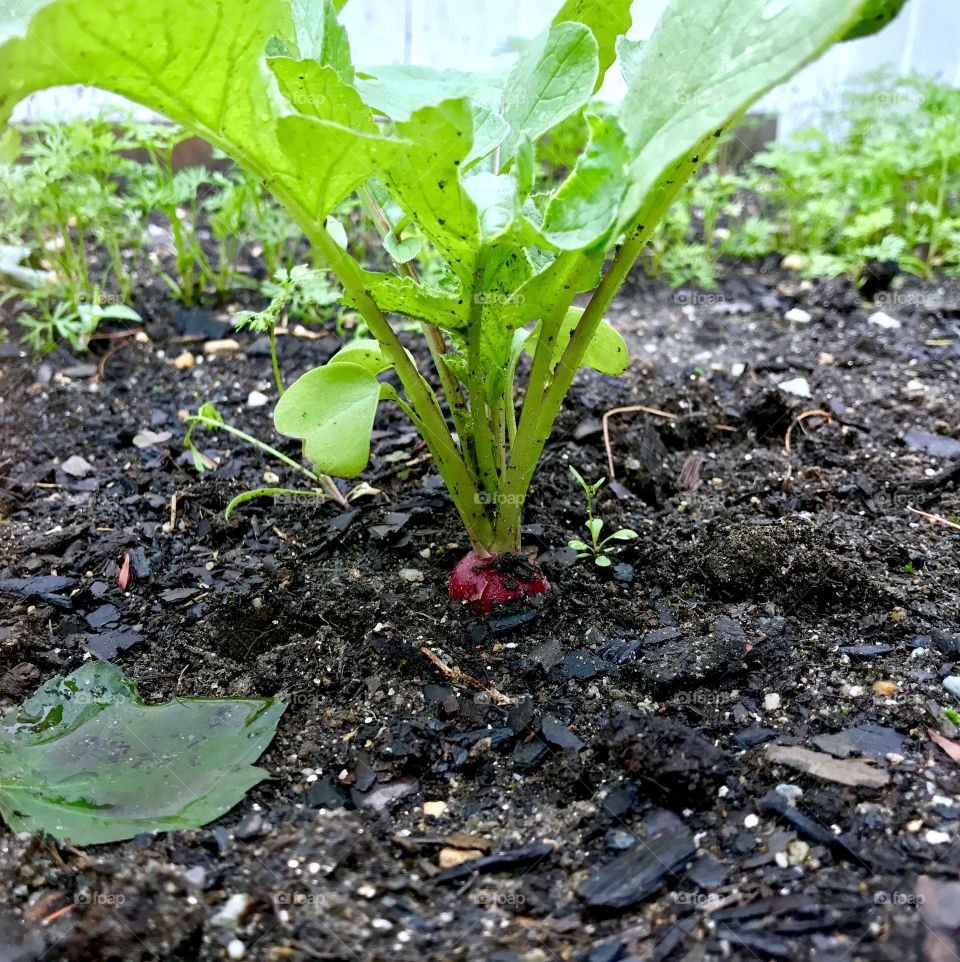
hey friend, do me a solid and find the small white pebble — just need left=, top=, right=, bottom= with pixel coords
left=848, top=685, right=864, bottom=698
left=371, top=918, right=393, bottom=931
left=926, top=830, right=951, bottom=845
left=785, top=307, right=812, bottom=324
left=744, top=813, right=759, bottom=829
left=227, top=939, right=245, bottom=960
left=764, top=693, right=781, bottom=711
left=357, top=884, right=376, bottom=899
left=398, top=568, right=424, bottom=583
left=307, top=862, right=320, bottom=875
left=247, top=390, right=269, bottom=408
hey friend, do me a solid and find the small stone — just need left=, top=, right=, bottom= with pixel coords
left=784, top=307, right=812, bottom=323
left=612, top=562, right=635, bottom=583
left=398, top=568, right=424, bottom=583
left=172, top=351, right=195, bottom=370
left=774, top=783, right=803, bottom=803
left=905, top=820, right=924, bottom=833
left=764, top=693, right=781, bottom=711
left=227, top=939, right=246, bottom=960
left=943, top=677, right=960, bottom=700
left=212, top=893, right=252, bottom=928
left=786, top=839, right=809, bottom=865
left=868, top=310, right=901, bottom=330
left=203, top=338, right=241, bottom=357
left=438, top=847, right=483, bottom=869
left=847, top=685, right=864, bottom=698
left=423, top=801, right=448, bottom=818
left=873, top=680, right=897, bottom=697
left=777, top=376, right=812, bottom=399
left=743, top=813, right=759, bottom=829
left=61, top=455, right=94, bottom=478
left=247, top=390, right=270, bottom=408
left=781, top=254, right=808, bottom=273
left=890, top=607, right=907, bottom=624
left=926, top=830, right=951, bottom=845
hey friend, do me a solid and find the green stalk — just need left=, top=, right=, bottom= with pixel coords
left=493, top=184, right=687, bottom=551
left=278, top=202, right=493, bottom=549
left=358, top=184, right=474, bottom=467
left=466, top=283, right=499, bottom=499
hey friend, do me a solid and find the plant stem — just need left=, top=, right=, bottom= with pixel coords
left=493, top=183, right=687, bottom=551
left=269, top=324, right=284, bottom=396
left=286, top=207, right=493, bottom=549
left=358, top=185, right=474, bottom=468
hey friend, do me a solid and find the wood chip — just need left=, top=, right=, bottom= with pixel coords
left=929, top=730, right=960, bottom=763
left=765, top=744, right=890, bottom=788
left=438, top=847, right=484, bottom=869
left=172, top=351, right=195, bottom=370
left=203, top=338, right=241, bottom=357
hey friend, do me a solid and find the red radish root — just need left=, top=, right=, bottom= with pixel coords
left=449, top=551, right=550, bottom=616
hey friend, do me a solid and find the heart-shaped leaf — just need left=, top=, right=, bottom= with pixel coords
left=0, top=662, right=285, bottom=846
left=383, top=231, right=422, bottom=264
left=274, top=362, right=381, bottom=477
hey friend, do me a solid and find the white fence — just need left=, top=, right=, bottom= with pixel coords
left=11, top=0, right=959, bottom=137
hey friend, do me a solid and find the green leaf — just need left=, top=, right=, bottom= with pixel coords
left=0, top=662, right=285, bottom=845
left=225, top=486, right=327, bottom=520
left=501, top=21, right=599, bottom=163
left=329, top=337, right=392, bottom=375
left=356, top=65, right=508, bottom=164
left=553, top=0, right=633, bottom=90
left=614, top=0, right=870, bottom=235
left=606, top=528, right=639, bottom=541
left=841, top=0, right=907, bottom=40
left=586, top=517, right=603, bottom=539
left=346, top=270, right=469, bottom=331
left=286, top=0, right=353, bottom=83
left=616, top=37, right=645, bottom=86
left=594, top=555, right=612, bottom=568
left=274, top=362, right=381, bottom=476
left=525, top=306, right=628, bottom=376
left=0, top=0, right=399, bottom=226
left=542, top=110, right=629, bottom=249
left=384, top=99, right=481, bottom=290
left=268, top=59, right=370, bottom=128
left=568, top=539, right=591, bottom=551
left=383, top=231, right=422, bottom=264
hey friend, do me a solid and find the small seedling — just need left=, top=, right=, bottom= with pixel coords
left=567, top=467, right=638, bottom=568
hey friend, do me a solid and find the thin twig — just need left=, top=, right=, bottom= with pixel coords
left=784, top=408, right=833, bottom=453
left=907, top=506, right=960, bottom=532
left=419, top=646, right=515, bottom=707
left=602, top=405, right=680, bottom=480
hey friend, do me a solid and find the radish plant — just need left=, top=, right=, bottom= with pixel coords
left=0, top=0, right=901, bottom=612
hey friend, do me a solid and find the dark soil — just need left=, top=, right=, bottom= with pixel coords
left=2, top=261, right=960, bottom=962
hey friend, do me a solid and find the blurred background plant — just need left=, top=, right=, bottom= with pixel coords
left=1, top=72, right=958, bottom=352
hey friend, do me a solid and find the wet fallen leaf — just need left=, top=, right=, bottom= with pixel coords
left=0, top=661, right=285, bottom=845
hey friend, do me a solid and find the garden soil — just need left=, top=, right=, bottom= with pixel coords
left=1, top=262, right=960, bottom=961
